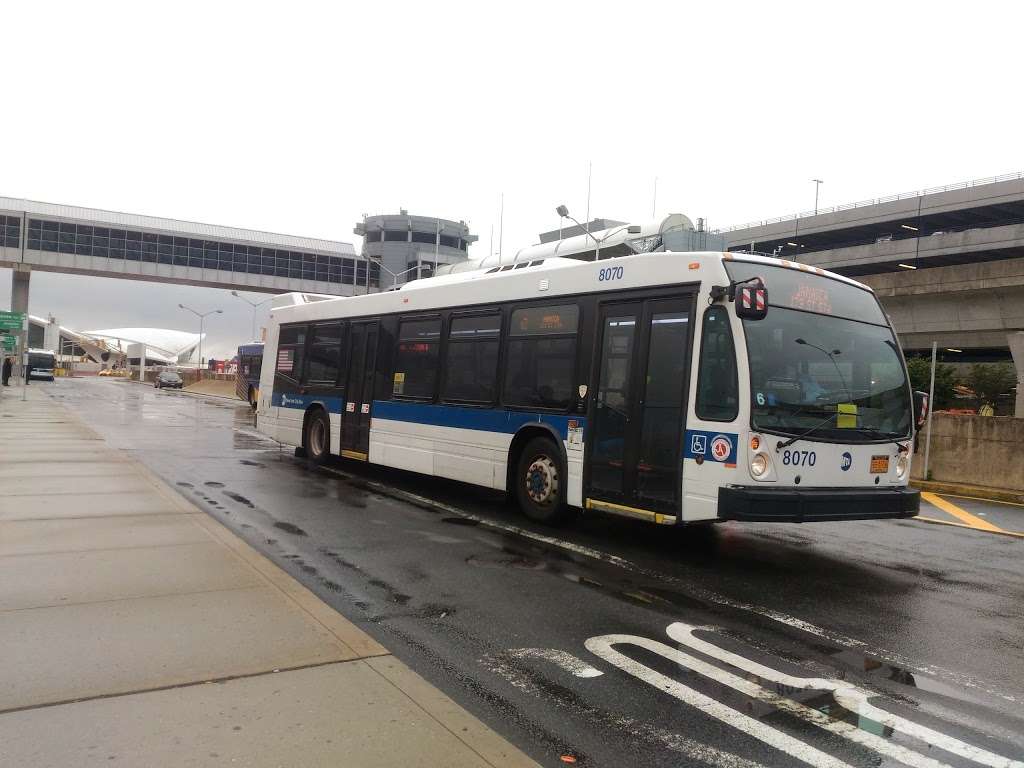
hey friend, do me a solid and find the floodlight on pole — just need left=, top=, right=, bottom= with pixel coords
left=231, top=291, right=273, bottom=342
left=178, top=304, right=222, bottom=370
left=552, top=205, right=640, bottom=259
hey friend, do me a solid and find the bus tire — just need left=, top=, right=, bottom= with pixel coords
left=515, top=437, right=568, bottom=525
left=304, top=408, right=331, bottom=465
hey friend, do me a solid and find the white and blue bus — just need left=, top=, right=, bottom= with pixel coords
left=256, top=248, right=925, bottom=526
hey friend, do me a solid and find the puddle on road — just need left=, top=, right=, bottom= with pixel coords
left=442, top=516, right=480, bottom=527
left=273, top=521, right=308, bottom=536
left=239, top=459, right=265, bottom=468
left=223, top=491, right=255, bottom=508
left=467, top=552, right=546, bottom=571
left=204, top=481, right=225, bottom=488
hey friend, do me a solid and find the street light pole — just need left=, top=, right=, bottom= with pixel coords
left=812, top=179, right=824, bottom=214
left=178, top=304, right=222, bottom=373
left=366, top=256, right=422, bottom=289
left=554, top=205, right=640, bottom=260
left=923, top=341, right=937, bottom=480
left=230, top=291, right=272, bottom=342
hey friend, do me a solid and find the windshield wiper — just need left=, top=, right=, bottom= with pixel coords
left=844, top=427, right=910, bottom=453
left=774, top=411, right=842, bottom=450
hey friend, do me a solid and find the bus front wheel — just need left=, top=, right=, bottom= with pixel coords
left=516, top=437, right=568, bottom=525
left=304, top=409, right=331, bottom=465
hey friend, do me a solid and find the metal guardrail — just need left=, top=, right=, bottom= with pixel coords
left=715, top=171, right=1024, bottom=234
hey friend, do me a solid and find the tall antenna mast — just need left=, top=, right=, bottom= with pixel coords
left=498, top=192, right=505, bottom=264
left=585, top=161, right=592, bottom=238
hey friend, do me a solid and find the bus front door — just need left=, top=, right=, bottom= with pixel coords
left=586, top=297, right=692, bottom=522
left=340, top=320, right=378, bottom=460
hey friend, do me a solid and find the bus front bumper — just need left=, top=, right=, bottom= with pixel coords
left=717, top=486, right=920, bottom=523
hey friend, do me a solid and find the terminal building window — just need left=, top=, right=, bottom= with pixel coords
left=25, top=217, right=367, bottom=286
left=1, top=216, right=19, bottom=248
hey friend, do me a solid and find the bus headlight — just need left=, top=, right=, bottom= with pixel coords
left=750, top=452, right=769, bottom=478
left=895, top=454, right=909, bottom=479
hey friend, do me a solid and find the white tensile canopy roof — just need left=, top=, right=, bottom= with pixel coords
left=80, top=328, right=202, bottom=365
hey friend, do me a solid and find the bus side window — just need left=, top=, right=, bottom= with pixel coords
left=393, top=318, right=442, bottom=400
left=695, top=307, right=738, bottom=421
left=277, top=324, right=307, bottom=383
left=502, top=304, right=579, bottom=411
left=306, top=323, right=343, bottom=385
left=443, top=313, right=502, bottom=404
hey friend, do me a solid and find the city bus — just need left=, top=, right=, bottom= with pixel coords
left=27, top=348, right=56, bottom=382
left=235, top=343, right=263, bottom=408
left=256, top=249, right=924, bottom=526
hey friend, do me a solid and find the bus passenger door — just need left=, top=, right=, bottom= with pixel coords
left=586, top=297, right=693, bottom=521
left=340, top=320, right=378, bottom=460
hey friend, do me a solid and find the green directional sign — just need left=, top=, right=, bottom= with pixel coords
left=0, top=311, right=25, bottom=330
left=1, top=335, right=15, bottom=351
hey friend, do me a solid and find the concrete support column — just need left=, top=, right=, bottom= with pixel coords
left=127, top=342, right=146, bottom=382
left=1008, top=332, right=1024, bottom=418
left=11, top=266, right=30, bottom=384
left=43, top=316, right=60, bottom=352
left=11, top=265, right=29, bottom=315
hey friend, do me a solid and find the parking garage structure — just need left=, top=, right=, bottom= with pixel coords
left=717, top=172, right=1024, bottom=415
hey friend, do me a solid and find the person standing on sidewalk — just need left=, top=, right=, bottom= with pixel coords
left=2, top=356, right=11, bottom=386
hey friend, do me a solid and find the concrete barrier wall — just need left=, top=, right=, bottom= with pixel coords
left=913, top=413, right=1024, bottom=490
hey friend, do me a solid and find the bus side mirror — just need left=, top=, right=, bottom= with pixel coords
left=735, top=281, right=768, bottom=321
left=913, top=390, right=929, bottom=430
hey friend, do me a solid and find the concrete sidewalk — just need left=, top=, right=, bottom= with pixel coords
left=0, top=389, right=538, bottom=767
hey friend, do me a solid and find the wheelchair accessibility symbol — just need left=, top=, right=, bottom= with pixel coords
left=690, top=434, right=707, bottom=455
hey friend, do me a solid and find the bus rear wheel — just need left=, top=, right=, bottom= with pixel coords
left=516, top=437, right=568, bottom=524
left=304, top=408, right=331, bottom=465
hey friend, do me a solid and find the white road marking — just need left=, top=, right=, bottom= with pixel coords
left=315, top=463, right=1018, bottom=705
left=505, top=648, right=603, bottom=678
left=585, top=633, right=855, bottom=768
left=664, top=623, right=1024, bottom=768
left=480, top=651, right=767, bottom=768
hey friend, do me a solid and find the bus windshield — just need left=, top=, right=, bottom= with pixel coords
left=28, top=353, right=55, bottom=369
left=726, top=263, right=912, bottom=442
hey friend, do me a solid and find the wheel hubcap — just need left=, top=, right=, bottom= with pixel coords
left=310, top=421, right=325, bottom=455
left=525, top=455, right=558, bottom=505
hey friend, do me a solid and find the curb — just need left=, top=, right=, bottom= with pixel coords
left=912, top=480, right=1024, bottom=506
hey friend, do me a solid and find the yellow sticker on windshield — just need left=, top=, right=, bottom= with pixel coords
left=837, top=403, right=858, bottom=428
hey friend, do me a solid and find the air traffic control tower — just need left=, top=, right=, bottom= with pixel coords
left=355, top=211, right=476, bottom=288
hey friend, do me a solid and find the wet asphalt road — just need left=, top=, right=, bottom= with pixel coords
left=45, top=378, right=1024, bottom=767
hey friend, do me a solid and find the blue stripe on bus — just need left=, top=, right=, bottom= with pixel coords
left=371, top=400, right=584, bottom=439
left=271, top=392, right=344, bottom=413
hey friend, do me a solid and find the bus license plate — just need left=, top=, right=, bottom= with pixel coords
left=870, top=455, right=889, bottom=474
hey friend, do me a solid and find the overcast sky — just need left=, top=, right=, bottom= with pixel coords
left=2, top=1, right=1021, bottom=359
